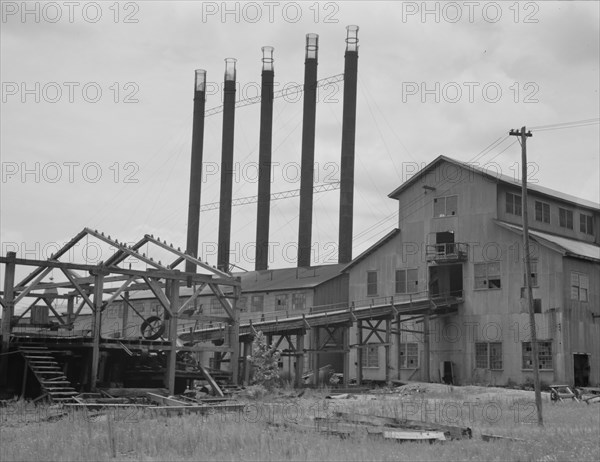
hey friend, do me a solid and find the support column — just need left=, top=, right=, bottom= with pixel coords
left=396, top=314, right=401, bottom=379
left=90, top=271, right=105, bottom=392
left=343, top=326, right=350, bottom=386
left=0, top=251, right=16, bottom=386
left=121, top=292, right=129, bottom=337
left=356, top=320, right=363, bottom=386
left=243, top=340, right=251, bottom=385
left=66, top=296, right=74, bottom=325
left=423, top=313, right=430, bottom=383
left=166, top=278, right=180, bottom=394
left=311, top=327, right=319, bottom=386
left=385, top=318, right=391, bottom=384
left=295, top=333, right=304, bottom=388
left=230, top=282, right=241, bottom=385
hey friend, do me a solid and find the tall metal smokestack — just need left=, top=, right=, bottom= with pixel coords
left=338, top=25, right=359, bottom=264
left=297, top=33, right=319, bottom=267
left=217, top=58, right=237, bottom=272
left=185, top=69, right=207, bottom=275
left=255, top=47, right=275, bottom=271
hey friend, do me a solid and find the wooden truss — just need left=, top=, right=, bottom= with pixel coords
left=0, top=228, right=241, bottom=394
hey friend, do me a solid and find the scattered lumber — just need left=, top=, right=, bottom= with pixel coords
left=481, top=433, right=527, bottom=442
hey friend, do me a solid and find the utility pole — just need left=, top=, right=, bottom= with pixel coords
left=509, top=125, right=543, bottom=427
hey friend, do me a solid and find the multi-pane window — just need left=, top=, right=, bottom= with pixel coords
left=506, top=192, right=522, bottom=216
left=475, top=342, right=503, bottom=370
left=522, top=341, right=553, bottom=370
left=580, top=214, right=594, bottom=235
left=361, top=345, right=379, bottom=368
left=474, top=262, right=501, bottom=289
left=292, top=293, right=306, bottom=310
left=534, top=201, right=550, bottom=223
left=395, top=269, right=419, bottom=294
left=274, top=294, right=288, bottom=311
left=433, top=195, right=458, bottom=217
left=570, top=272, right=589, bottom=302
left=367, top=271, right=378, bottom=296
left=211, top=297, right=223, bottom=314
left=250, top=295, right=264, bottom=312
left=559, top=208, right=573, bottom=229
left=523, top=260, right=538, bottom=287
left=399, top=342, right=418, bottom=368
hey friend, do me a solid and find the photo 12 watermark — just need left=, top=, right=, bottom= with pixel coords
left=1, top=162, right=140, bottom=184
left=1, top=1, right=140, bottom=24
left=401, top=1, right=540, bottom=24
left=201, top=1, right=340, bottom=24
left=1, top=82, right=140, bottom=104
left=401, top=82, right=540, bottom=104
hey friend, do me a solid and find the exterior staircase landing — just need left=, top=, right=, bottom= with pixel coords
left=19, top=346, right=78, bottom=403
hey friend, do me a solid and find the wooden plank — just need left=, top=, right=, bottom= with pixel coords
left=99, top=388, right=169, bottom=397
left=147, top=392, right=191, bottom=407
left=199, top=365, right=225, bottom=397
left=381, top=430, right=446, bottom=441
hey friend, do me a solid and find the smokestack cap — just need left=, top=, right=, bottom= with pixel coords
left=261, top=46, right=274, bottom=72
left=224, top=58, right=237, bottom=81
left=346, top=25, right=359, bottom=53
left=194, top=69, right=206, bottom=92
left=305, top=33, right=319, bottom=60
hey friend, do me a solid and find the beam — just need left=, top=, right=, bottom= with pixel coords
left=166, top=279, right=180, bottom=394
left=90, top=272, right=105, bottom=391
left=13, top=267, right=53, bottom=305
left=143, top=276, right=172, bottom=316
left=0, top=252, right=16, bottom=385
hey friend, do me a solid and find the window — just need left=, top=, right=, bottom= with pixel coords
left=237, top=296, right=247, bottom=312
left=559, top=208, right=573, bottom=229
left=399, top=342, right=418, bottom=368
left=580, top=214, right=594, bottom=235
left=519, top=290, right=542, bottom=313
left=250, top=295, right=264, bottom=313
left=475, top=342, right=503, bottom=370
left=523, top=260, right=538, bottom=287
left=274, top=294, right=288, bottom=311
left=292, top=293, right=306, bottom=310
left=522, top=341, right=553, bottom=370
left=367, top=271, right=378, bottom=296
left=570, top=272, right=589, bottom=302
left=433, top=195, right=458, bottom=217
left=506, top=192, right=522, bottom=216
left=396, top=269, right=419, bottom=294
left=534, top=201, right=550, bottom=223
left=211, top=297, right=223, bottom=314
left=474, top=262, right=501, bottom=289
left=361, top=345, right=379, bottom=368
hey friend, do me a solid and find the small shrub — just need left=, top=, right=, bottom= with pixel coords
left=247, top=331, right=281, bottom=390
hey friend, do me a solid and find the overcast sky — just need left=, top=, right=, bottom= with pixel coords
left=1, top=0, right=599, bottom=277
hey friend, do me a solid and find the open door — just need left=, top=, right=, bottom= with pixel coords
left=574, top=354, right=590, bottom=387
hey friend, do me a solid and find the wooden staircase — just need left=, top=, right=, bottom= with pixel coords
left=19, top=346, right=78, bottom=403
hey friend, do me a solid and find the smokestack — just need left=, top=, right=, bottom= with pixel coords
left=217, top=58, right=237, bottom=272
left=338, top=25, right=359, bottom=264
left=185, top=69, right=207, bottom=275
left=255, top=47, right=275, bottom=271
left=297, top=33, right=319, bottom=267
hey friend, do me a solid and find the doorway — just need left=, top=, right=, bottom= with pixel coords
left=573, top=354, right=590, bottom=387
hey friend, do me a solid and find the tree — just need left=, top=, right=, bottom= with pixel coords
left=247, top=331, right=281, bottom=390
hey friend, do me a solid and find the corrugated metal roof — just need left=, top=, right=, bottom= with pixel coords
left=389, top=155, right=600, bottom=211
left=496, top=221, right=600, bottom=262
left=128, top=263, right=345, bottom=300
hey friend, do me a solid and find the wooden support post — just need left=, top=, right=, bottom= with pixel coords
left=230, top=283, right=241, bottom=385
left=0, top=252, right=16, bottom=386
left=243, top=341, right=251, bottom=385
left=166, top=278, right=180, bottom=394
left=121, top=292, right=129, bottom=337
left=295, top=333, right=304, bottom=388
left=66, top=296, right=74, bottom=325
left=423, top=313, right=430, bottom=383
left=396, top=314, right=401, bottom=379
left=90, top=271, right=105, bottom=392
left=311, top=327, right=319, bottom=386
left=385, top=318, right=391, bottom=384
left=343, top=326, right=350, bottom=386
left=21, top=361, right=28, bottom=399
left=356, top=320, right=363, bottom=386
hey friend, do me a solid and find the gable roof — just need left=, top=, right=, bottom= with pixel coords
left=496, top=220, right=600, bottom=263
left=388, top=155, right=600, bottom=211
left=128, top=263, right=346, bottom=300
left=342, top=228, right=400, bottom=272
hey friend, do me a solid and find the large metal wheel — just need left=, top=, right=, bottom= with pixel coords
left=140, top=316, right=165, bottom=340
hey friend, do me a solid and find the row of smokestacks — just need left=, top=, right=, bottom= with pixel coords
left=185, top=26, right=359, bottom=274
